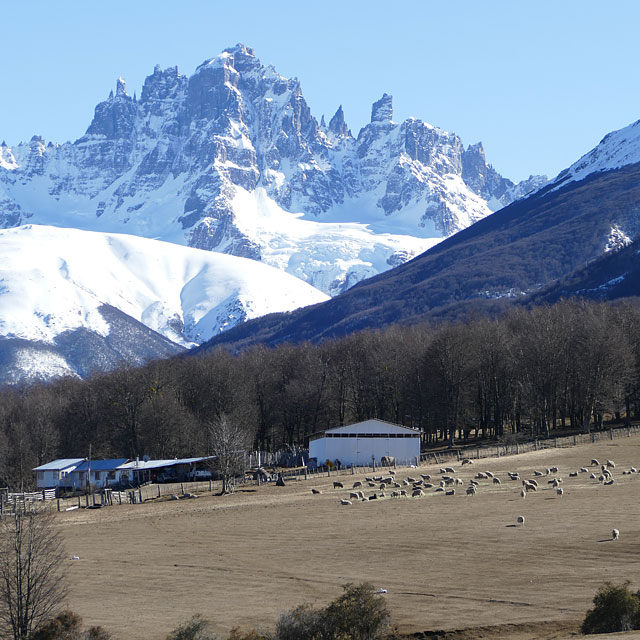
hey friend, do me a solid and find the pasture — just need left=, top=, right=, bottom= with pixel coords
left=55, top=436, right=640, bottom=639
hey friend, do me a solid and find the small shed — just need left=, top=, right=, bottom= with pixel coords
left=33, top=459, right=84, bottom=488
left=309, top=419, right=421, bottom=467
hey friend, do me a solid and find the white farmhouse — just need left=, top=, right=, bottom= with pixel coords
left=308, top=419, right=421, bottom=467
left=33, top=459, right=84, bottom=488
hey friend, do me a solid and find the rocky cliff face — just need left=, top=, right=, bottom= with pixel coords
left=0, top=44, right=545, bottom=295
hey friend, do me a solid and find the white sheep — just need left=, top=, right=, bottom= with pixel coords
left=612, top=528, right=620, bottom=540
left=340, top=499, right=352, bottom=505
left=517, top=515, right=525, bottom=526
left=528, top=479, right=538, bottom=487
left=493, top=477, right=501, bottom=485
left=591, top=458, right=599, bottom=466
left=412, top=488, right=424, bottom=497
left=604, top=479, right=615, bottom=486
left=421, top=474, right=431, bottom=480
left=520, top=489, right=526, bottom=499
left=606, top=460, right=616, bottom=469
left=533, top=470, right=543, bottom=476
left=569, top=472, right=578, bottom=477
left=466, top=485, right=477, bottom=496
left=445, top=466, right=456, bottom=473
left=485, top=471, right=494, bottom=478
left=580, top=467, right=588, bottom=473
left=556, top=487, right=564, bottom=497
left=589, top=472, right=596, bottom=479
left=445, top=489, right=456, bottom=496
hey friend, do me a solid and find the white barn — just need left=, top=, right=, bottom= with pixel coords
left=308, top=419, right=421, bottom=467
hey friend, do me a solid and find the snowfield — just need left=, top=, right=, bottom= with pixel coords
left=0, top=225, right=329, bottom=347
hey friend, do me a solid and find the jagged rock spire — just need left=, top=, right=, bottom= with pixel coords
left=371, top=93, right=393, bottom=123
left=329, top=105, right=350, bottom=137
left=116, top=77, right=128, bottom=97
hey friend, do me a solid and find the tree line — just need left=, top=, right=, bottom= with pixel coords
left=1, top=298, right=639, bottom=489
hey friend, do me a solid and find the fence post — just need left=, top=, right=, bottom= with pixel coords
left=554, top=438, right=558, bottom=448
left=610, top=429, right=614, bottom=440
left=138, top=488, right=143, bottom=503
left=573, top=435, right=577, bottom=446
left=476, top=448, right=480, bottom=459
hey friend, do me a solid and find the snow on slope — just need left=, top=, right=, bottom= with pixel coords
left=554, top=119, right=640, bottom=187
left=0, top=225, right=329, bottom=347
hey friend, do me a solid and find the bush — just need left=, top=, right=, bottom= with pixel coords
left=29, top=611, right=111, bottom=640
left=274, top=604, right=326, bottom=640
left=582, top=581, right=640, bottom=634
left=166, top=616, right=221, bottom=640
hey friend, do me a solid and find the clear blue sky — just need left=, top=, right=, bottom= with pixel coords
left=2, top=0, right=639, bottom=182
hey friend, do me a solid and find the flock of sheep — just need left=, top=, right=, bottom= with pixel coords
left=318, top=455, right=630, bottom=540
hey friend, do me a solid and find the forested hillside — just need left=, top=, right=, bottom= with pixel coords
left=1, top=299, right=639, bottom=489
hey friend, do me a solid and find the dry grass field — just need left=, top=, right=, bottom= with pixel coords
left=51, top=436, right=640, bottom=639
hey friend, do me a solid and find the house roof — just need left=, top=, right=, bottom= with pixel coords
left=72, top=459, right=129, bottom=472
left=32, top=458, right=85, bottom=472
left=117, top=456, right=215, bottom=471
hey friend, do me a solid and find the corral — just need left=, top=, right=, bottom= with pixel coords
left=51, top=435, right=640, bottom=639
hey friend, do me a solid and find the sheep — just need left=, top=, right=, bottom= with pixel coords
left=311, top=488, right=322, bottom=494
left=546, top=468, right=551, bottom=475
left=412, top=489, right=424, bottom=497
left=466, top=485, right=477, bottom=496
left=569, top=472, right=578, bottom=478
left=399, top=489, right=407, bottom=496
left=379, top=491, right=386, bottom=498
left=379, top=484, right=386, bottom=490
left=383, top=477, right=393, bottom=485
left=484, top=471, right=494, bottom=478
left=631, top=467, right=638, bottom=473
left=365, top=477, right=372, bottom=482
left=517, top=515, right=525, bottom=526
left=556, top=487, right=564, bottom=497
left=389, top=470, right=396, bottom=475
left=604, top=479, right=615, bottom=486
left=333, top=482, right=344, bottom=489
left=340, top=499, right=352, bottom=505
left=435, top=487, right=444, bottom=492
left=461, top=458, right=473, bottom=465
left=393, top=482, right=401, bottom=488
left=589, top=473, right=597, bottom=479
left=402, top=480, right=410, bottom=486
left=598, top=475, right=605, bottom=483
left=407, top=476, right=417, bottom=483
left=413, top=480, right=424, bottom=487
left=549, top=478, right=560, bottom=488
left=439, top=480, right=446, bottom=488
left=470, top=479, right=479, bottom=486
left=520, top=489, right=526, bottom=499
left=368, top=494, right=378, bottom=500
left=352, top=481, right=362, bottom=489
left=580, top=467, right=588, bottom=473
left=439, top=468, right=447, bottom=474
left=591, top=458, right=599, bottom=466
left=612, top=528, right=620, bottom=540
left=476, top=472, right=488, bottom=479
left=368, top=482, right=376, bottom=488
left=445, top=489, right=456, bottom=496
left=444, top=466, right=456, bottom=473
left=523, top=481, right=537, bottom=492
left=421, top=474, right=431, bottom=480
left=528, top=479, right=538, bottom=487
left=349, top=492, right=359, bottom=500
left=423, top=483, right=434, bottom=488
left=533, top=470, right=543, bottom=476
left=455, top=478, right=464, bottom=486
left=508, top=472, right=520, bottom=481
left=550, top=466, right=559, bottom=473
left=493, top=477, right=501, bottom=485
left=442, top=475, right=454, bottom=483
left=606, top=460, right=616, bottom=469
left=391, top=490, right=400, bottom=498
left=357, top=491, right=365, bottom=500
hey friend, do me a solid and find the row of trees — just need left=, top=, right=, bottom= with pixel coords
left=1, top=299, right=640, bottom=489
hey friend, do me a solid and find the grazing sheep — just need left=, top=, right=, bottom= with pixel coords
left=383, top=477, right=393, bottom=485
left=407, top=476, right=417, bottom=483
left=591, top=458, right=599, bottom=466
left=445, top=489, right=456, bottom=496
left=402, top=480, right=410, bottom=486
left=485, top=471, right=494, bottom=478
left=311, top=488, right=322, bottom=494
left=455, top=478, right=464, bottom=486
left=461, top=458, right=473, bottom=465
left=421, top=474, right=431, bottom=480
left=631, top=467, right=638, bottom=473
left=368, top=482, right=376, bottom=488
left=423, top=483, right=434, bottom=488
left=357, top=491, right=365, bottom=500
left=493, top=477, right=501, bottom=485
left=470, top=479, right=480, bottom=486
left=476, top=472, right=488, bottom=479
left=549, top=478, right=560, bottom=488
left=533, top=470, right=543, bottom=476
left=589, top=473, right=597, bottom=479
left=435, top=487, right=444, bottom=492
left=550, top=466, right=559, bottom=473
left=606, top=460, right=616, bottom=469
left=517, top=515, right=525, bottom=526
left=399, top=489, right=407, bottom=496
left=523, top=481, right=537, bottom=492
left=556, top=487, right=564, bottom=497
left=391, top=490, right=400, bottom=498
left=389, top=470, right=396, bottom=475
left=466, top=485, right=477, bottom=496
left=365, top=477, right=372, bottom=482
left=368, top=494, right=378, bottom=500
left=598, top=475, right=605, bottom=483
left=580, top=467, right=588, bottom=473
left=528, top=479, right=538, bottom=487
left=379, top=492, right=386, bottom=498
left=612, top=528, right=620, bottom=540
left=508, top=472, right=520, bottom=480
left=439, top=480, right=446, bottom=488
left=333, top=482, right=344, bottom=489
left=340, top=499, right=352, bottom=505
left=379, top=484, right=386, bottom=490
left=353, top=481, right=362, bottom=489
left=604, top=479, right=615, bottom=486
left=445, top=466, right=456, bottom=473
left=569, top=472, right=578, bottom=477
left=442, top=475, right=454, bottom=482
left=412, top=489, right=424, bottom=497
left=439, top=468, right=447, bottom=474
left=413, top=480, right=424, bottom=487
left=350, top=492, right=359, bottom=500
left=520, top=488, right=526, bottom=499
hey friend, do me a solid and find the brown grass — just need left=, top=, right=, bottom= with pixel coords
left=52, top=436, right=640, bottom=639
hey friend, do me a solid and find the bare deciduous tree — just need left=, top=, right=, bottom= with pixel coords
left=208, top=415, right=250, bottom=494
left=0, top=509, right=68, bottom=640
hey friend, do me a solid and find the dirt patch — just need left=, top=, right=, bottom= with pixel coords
left=54, top=437, right=640, bottom=639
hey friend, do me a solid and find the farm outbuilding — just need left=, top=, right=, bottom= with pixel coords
left=308, top=419, right=421, bottom=467
left=33, top=458, right=85, bottom=488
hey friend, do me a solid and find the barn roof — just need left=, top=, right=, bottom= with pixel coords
left=32, top=458, right=85, bottom=472
left=309, top=419, right=421, bottom=440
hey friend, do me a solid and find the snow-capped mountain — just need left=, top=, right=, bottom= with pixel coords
left=0, top=44, right=544, bottom=296
left=0, top=225, right=328, bottom=349
left=553, top=118, right=640, bottom=188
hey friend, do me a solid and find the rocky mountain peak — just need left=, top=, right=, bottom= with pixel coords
left=371, top=93, right=393, bottom=123
left=328, top=105, right=351, bottom=138
left=116, top=77, right=128, bottom=97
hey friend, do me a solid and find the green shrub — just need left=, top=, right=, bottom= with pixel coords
left=274, top=604, right=326, bottom=640
left=582, top=581, right=640, bottom=634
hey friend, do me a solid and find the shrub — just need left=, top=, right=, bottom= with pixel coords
left=274, top=604, right=326, bottom=640
left=166, top=616, right=221, bottom=640
left=582, top=581, right=640, bottom=634
left=30, top=611, right=83, bottom=640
